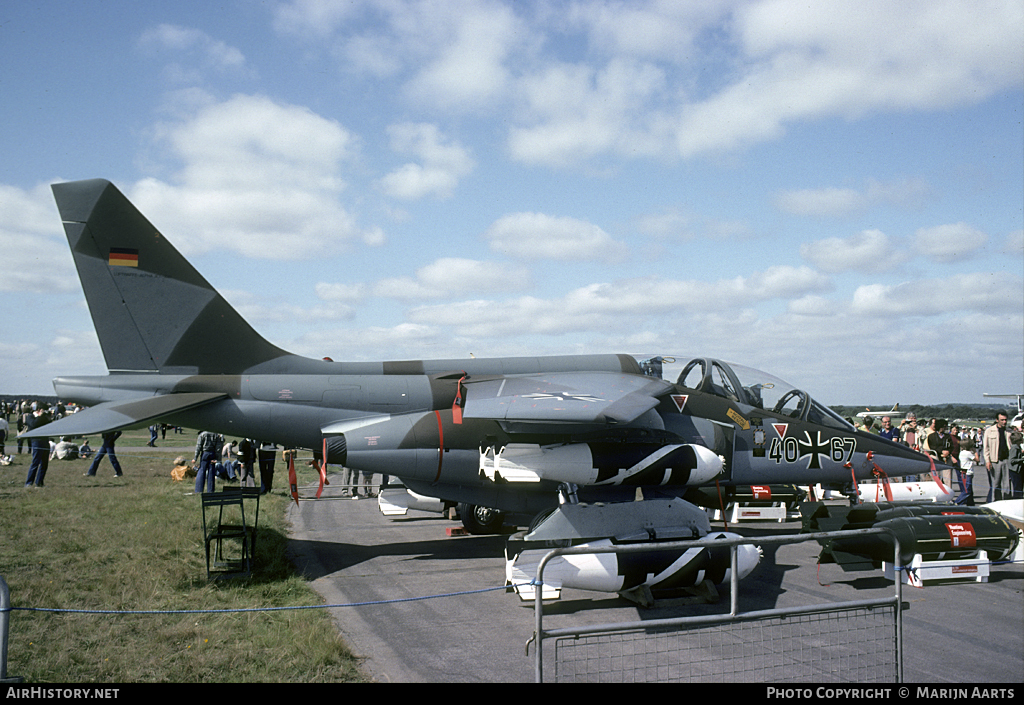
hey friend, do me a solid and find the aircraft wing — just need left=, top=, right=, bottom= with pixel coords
left=462, top=372, right=673, bottom=426
left=18, top=392, right=228, bottom=439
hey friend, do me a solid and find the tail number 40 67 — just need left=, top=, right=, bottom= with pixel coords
left=768, top=436, right=856, bottom=465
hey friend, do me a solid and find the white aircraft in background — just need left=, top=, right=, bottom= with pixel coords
left=983, top=394, right=1024, bottom=428
left=856, top=404, right=903, bottom=421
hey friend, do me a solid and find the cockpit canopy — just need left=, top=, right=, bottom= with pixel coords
left=639, top=355, right=854, bottom=432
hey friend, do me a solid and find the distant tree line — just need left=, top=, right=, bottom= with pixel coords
left=1, top=394, right=60, bottom=406
left=829, top=404, right=1010, bottom=424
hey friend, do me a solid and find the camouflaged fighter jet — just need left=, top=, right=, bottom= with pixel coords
left=22, top=179, right=951, bottom=538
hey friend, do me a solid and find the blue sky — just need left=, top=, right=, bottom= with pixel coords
left=1, top=0, right=1021, bottom=406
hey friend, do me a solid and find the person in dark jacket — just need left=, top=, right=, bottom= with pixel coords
left=257, top=441, right=277, bottom=495
left=194, top=430, right=223, bottom=494
left=24, top=404, right=52, bottom=487
left=237, top=438, right=257, bottom=488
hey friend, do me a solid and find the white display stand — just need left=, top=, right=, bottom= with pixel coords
left=883, top=550, right=990, bottom=588
left=710, top=502, right=788, bottom=523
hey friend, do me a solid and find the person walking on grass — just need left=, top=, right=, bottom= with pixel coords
left=86, top=430, right=123, bottom=478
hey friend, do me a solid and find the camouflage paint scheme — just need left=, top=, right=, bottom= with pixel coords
left=23, top=180, right=948, bottom=521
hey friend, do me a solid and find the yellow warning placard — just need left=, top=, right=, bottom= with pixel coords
left=727, top=408, right=750, bottom=430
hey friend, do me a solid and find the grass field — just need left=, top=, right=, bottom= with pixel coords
left=1, top=428, right=368, bottom=683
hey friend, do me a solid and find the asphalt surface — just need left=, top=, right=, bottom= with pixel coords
left=286, top=474, right=1023, bottom=683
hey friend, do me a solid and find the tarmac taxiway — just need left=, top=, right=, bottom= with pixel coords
left=287, top=475, right=1023, bottom=683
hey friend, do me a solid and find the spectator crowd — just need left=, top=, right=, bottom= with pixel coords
left=852, top=411, right=1023, bottom=504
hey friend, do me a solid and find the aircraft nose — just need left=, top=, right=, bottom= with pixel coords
left=859, top=432, right=954, bottom=475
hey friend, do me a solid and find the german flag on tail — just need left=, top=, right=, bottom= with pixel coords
left=108, top=247, right=139, bottom=267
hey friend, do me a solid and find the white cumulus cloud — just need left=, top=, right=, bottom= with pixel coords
left=0, top=183, right=77, bottom=292
left=133, top=94, right=376, bottom=259
left=138, top=23, right=250, bottom=81
left=372, top=258, right=531, bottom=300
left=914, top=223, right=988, bottom=262
left=850, top=272, right=1021, bottom=316
left=485, top=212, right=628, bottom=263
left=776, top=179, right=931, bottom=216
left=800, top=229, right=907, bottom=274
left=378, top=123, right=475, bottom=200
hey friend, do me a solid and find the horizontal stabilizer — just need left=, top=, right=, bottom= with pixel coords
left=18, top=392, right=227, bottom=439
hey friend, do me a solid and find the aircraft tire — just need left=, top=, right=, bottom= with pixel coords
left=459, top=503, right=505, bottom=534
left=528, top=507, right=557, bottom=533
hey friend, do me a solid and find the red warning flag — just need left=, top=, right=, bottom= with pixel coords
left=287, top=450, right=299, bottom=506
left=317, top=439, right=330, bottom=499
left=452, top=375, right=466, bottom=424
left=927, top=453, right=950, bottom=494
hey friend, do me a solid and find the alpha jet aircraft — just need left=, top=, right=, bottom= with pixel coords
left=983, top=394, right=1024, bottom=428
left=23, top=180, right=948, bottom=545
left=856, top=403, right=901, bottom=420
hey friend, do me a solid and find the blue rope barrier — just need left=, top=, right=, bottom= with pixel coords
left=3, top=555, right=1022, bottom=616
left=5, top=556, right=1023, bottom=616
left=1, top=580, right=541, bottom=616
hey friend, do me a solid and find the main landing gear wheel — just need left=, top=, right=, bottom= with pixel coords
left=458, top=503, right=505, bottom=534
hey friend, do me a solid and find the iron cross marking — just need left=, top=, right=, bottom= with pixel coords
left=520, top=392, right=603, bottom=403
left=798, top=430, right=830, bottom=470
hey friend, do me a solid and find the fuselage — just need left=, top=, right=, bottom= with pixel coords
left=52, top=353, right=944, bottom=515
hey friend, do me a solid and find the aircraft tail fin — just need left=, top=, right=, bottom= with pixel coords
left=53, top=179, right=289, bottom=374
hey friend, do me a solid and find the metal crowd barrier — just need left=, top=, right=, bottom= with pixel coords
left=532, top=527, right=903, bottom=683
